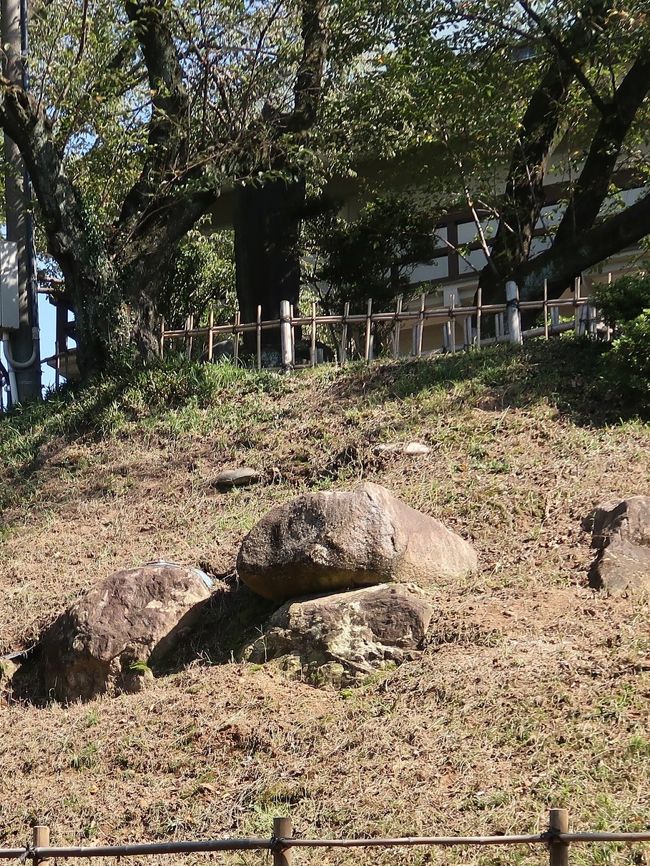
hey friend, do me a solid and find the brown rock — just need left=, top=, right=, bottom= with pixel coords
left=241, top=583, right=434, bottom=686
left=588, top=496, right=650, bottom=594
left=41, top=562, right=212, bottom=702
left=237, top=482, right=477, bottom=601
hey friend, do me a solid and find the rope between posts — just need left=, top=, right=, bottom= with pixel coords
left=4, top=830, right=650, bottom=860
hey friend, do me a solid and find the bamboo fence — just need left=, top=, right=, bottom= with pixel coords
left=160, top=278, right=602, bottom=371
left=2, top=812, right=649, bottom=865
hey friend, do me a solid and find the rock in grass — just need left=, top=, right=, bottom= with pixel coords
left=588, top=495, right=650, bottom=594
left=237, top=482, right=477, bottom=601
left=213, top=468, right=262, bottom=489
left=242, top=583, right=434, bottom=686
left=41, top=563, right=212, bottom=702
left=374, top=442, right=431, bottom=455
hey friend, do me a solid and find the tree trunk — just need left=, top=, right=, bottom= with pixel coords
left=234, top=177, right=305, bottom=351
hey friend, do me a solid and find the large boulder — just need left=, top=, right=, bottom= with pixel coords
left=41, top=562, right=212, bottom=702
left=237, top=482, right=477, bottom=601
left=588, top=496, right=650, bottom=594
left=241, top=583, right=434, bottom=686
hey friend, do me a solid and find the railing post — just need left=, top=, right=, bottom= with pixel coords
left=280, top=300, right=292, bottom=371
left=341, top=301, right=350, bottom=364
left=33, top=824, right=49, bottom=866
left=505, top=280, right=522, bottom=345
left=417, top=293, right=425, bottom=357
left=256, top=305, right=262, bottom=370
left=159, top=317, right=165, bottom=360
left=543, top=279, right=549, bottom=340
left=548, top=808, right=569, bottom=866
left=273, top=817, right=293, bottom=866
left=207, top=310, right=214, bottom=362
left=364, top=298, right=373, bottom=362
left=393, top=295, right=402, bottom=359
left=310, top=301, right=317, bottom=367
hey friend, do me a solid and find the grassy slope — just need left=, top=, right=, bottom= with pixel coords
left=0, top=339, right=649, bottom=866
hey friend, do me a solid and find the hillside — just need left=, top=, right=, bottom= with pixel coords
left=0, top=339, right=649, bottom=866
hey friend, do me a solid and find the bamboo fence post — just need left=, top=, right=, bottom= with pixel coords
left=310, top=301, right=317, bottom=366
left=505, top=281, right=522, bottom=345
left=280, top=301, right=292, bottom=371
left=463, top=314, right=472, bottom=349
left=550, top=304, right=560, bottom=332
left=159, top=317, right=165, bottom=360
left=341, top=301, right=350, bottom=364
left=233, top=311, right=240, bottom=365
left=449, top=297, right=456, bottom=353
left=476, top=287, right=482, bottom=349
left=543, top=279, right=549, bottom=340
left=291, top=305, right=297, bottom=366
left=606, top=272, right=613, bottom=339
left=417, top=293, right=425, bottom=357
left=33, top=824, right=50, bottom=866
left=256, top=306, right=262, bottom=370
left=548, top=809, right=569, bottom=866
left=54, top=336, right=60, bottom=390
left=364, top=298, right=373, bottom=362
left=574, top=277, right=581, bottom=335
left=207, top=310, right=214, bottom=362
left=273, top=818, right=293, bottom=866
left=393, top=295, right=402, bottom=359
left=187, top=314, right=194, bottom=360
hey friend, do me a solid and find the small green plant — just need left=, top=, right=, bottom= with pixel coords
left=129, top=659, right=152, bottom=675
left=69, top=742, right=99, bottom=770
left=608, top=311, right=650, bottom=402
left=593, top=272, right=650, bottom=327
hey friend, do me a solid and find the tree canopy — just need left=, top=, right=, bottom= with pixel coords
left=0, top=0, right=648, bottom=375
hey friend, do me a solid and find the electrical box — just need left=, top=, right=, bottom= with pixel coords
left=0, top=239, right=19, bottom=331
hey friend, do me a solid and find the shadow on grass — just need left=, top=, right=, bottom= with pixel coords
left=332, top=337, right=645, bottom=428
left=0, top=358, right=282, bottom=511
left=160, top=574, right=280, bottom=673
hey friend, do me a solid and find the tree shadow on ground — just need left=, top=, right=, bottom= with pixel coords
left=332, top=337, right=646, bottom=429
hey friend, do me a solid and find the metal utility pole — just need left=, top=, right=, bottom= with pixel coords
left=1, top=0, right=41, bottom=402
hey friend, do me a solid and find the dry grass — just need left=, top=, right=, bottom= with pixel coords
left=0, top=340, right=649, bottom=866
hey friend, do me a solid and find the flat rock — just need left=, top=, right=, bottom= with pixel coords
left=241, top=583, right=434, bottom=686
left=588, top=496, right=650, bottom=594
left=237, top=481, right=477, bottom=601
left=41, top=562, right=212, bottom=702
left=213, top=468, right=262, bottom=489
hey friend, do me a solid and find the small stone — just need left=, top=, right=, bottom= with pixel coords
left=213, top=468, right=262, bottom=489
left=403, top=442, right=430, bottom=456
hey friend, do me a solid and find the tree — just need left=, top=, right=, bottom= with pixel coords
left=305, top=195, right=438, bottom=312
left=0, top=0, right=329, bottom=373
left=331, top=0, right=650, bottom=307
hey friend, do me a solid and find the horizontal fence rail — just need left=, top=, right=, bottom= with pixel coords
left=3, top=812, right=649, bottom=864
left=160, top=276, right=606, bottom=371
